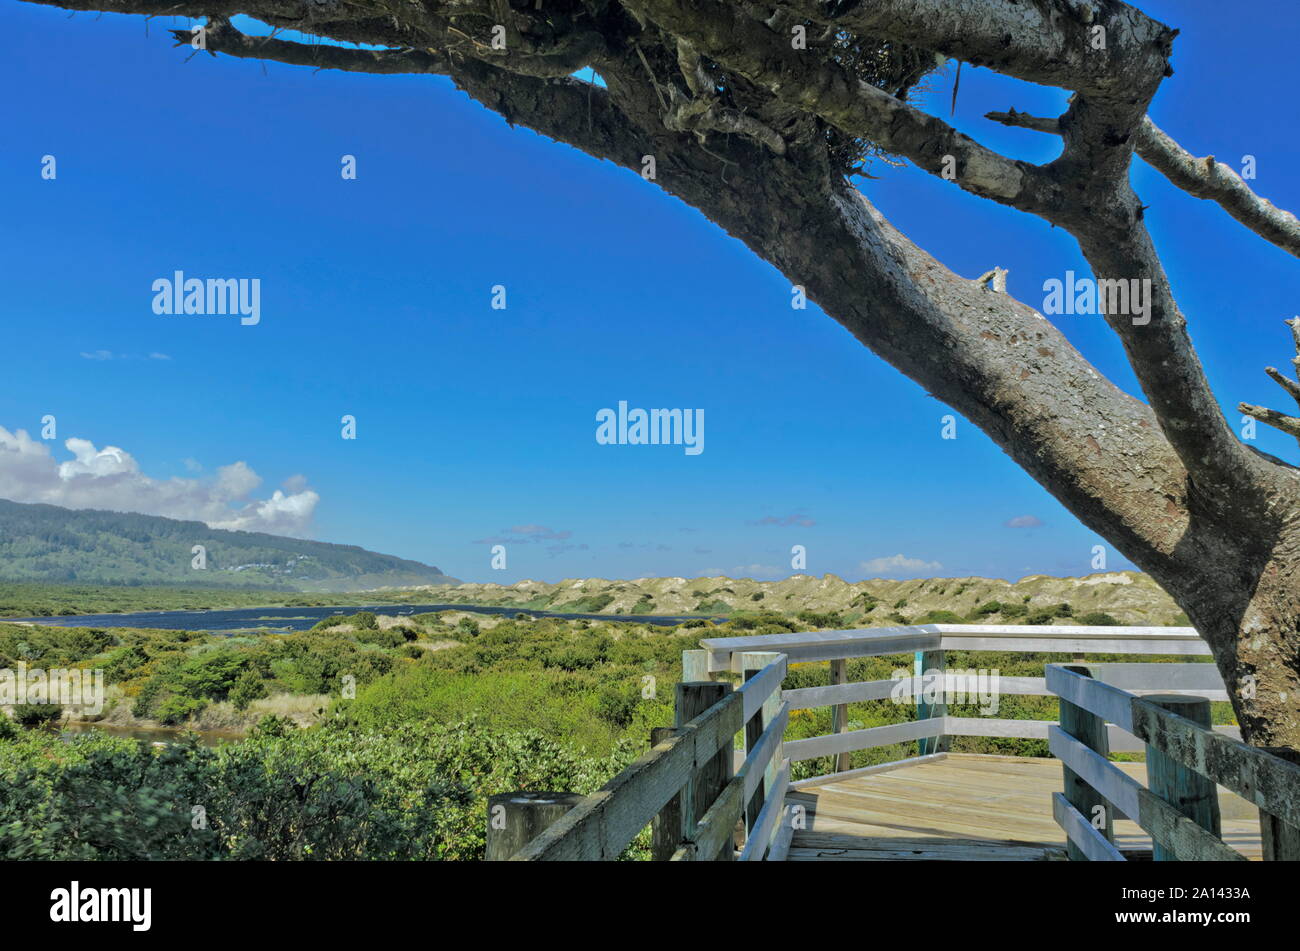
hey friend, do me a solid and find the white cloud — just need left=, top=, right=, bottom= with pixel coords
left=701, top=564, right=787, bottom=580
left=0, top=425, right=319, bottom=536
left=78, top=351, right=172, bottom=362
left=750, top=513, right=816, bottom=527
left=472, top=524, right=573, bottom=545
left=735, top=564, right=787, bottom=579
left=860, top=554, right=943, bottom=577
left=1004, top=514, right=1045, bottom=528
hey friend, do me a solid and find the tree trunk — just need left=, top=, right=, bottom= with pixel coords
left=1170, top=535, right=1300, bottom=749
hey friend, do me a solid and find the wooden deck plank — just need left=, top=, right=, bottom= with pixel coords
left=804, top=780, right=1063, bottom=814
left=800, top=800, right=1063, bottom=842
left=784, top=755, right=1263, bottom=862
left=797, top=785, right=1070, bottom=838
left=863, top=770, right=1069, bottom=798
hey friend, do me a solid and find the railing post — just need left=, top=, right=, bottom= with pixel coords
left=740, top=651, right=781, bottom=840
left=682, top=648, right=712, bottom=682
left=485, top=791, right=583, bottom=860
left=650, top=726, right=684, bottom=861
left=1259, top=747, right=1300, bottom=860
left=677, top=680, right=735, bottom=861
left=916, top=649, right=948, bottom=755
left=829, top=658, right=851, bottom=773
left=1058, top=665, right=1114, bottom=860
left=1144, top=695, right=1220, bottom=861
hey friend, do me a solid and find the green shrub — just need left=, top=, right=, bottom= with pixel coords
left=0, top=723, right=536, bottom=860
left=914, top=610, right=964, bottom=624
left=155, top=695, right=204, bottom=725
left=595, top=684, right=640, bottom=728
left=693, top=599, right=733, bottom=615
left=11, top=703, right=61, bottom=727
left=102, top=644, right=151, bottom=680
left=796, top=610, right=845, bottom=629
left=356, top=627, right=407, bottom=649
left=1078, top=611, right=1121, bottom=626
left=229, top=669, right=268, bottom=711
left=556, top=593, right=615, bottom=613
left=176, top=651, right=249, bottom=701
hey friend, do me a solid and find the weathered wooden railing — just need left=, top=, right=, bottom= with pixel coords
left=494, top=623, right=1300, bottom=861
left=504, top=650, right=790, bottom=861
left=1046, top=662, right=1300, bottom=861
left=699, top=624, right=1239, bottom=784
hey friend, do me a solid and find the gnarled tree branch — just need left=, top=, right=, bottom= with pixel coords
left=1241, top=319, right=1300, bottom=449
left=624, top=0, right=1062, bottom=213
left=988, top=109, right=1300, bottom=259
left=778, top=0, right=1176, bottom=97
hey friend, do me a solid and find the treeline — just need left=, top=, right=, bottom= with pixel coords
left=0, top=499, right=456, bottom=590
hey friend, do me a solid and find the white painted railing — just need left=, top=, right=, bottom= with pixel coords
left=510, top=623, right=1276, bottom=862
left=1046, top=663, right=1300, bottom=860
left=698, top=624, right=1229, bottom=785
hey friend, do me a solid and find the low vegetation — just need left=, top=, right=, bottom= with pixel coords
left=0, top=594, right=1213, bottom=858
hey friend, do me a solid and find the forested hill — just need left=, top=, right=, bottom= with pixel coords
left=0, top=499, right=458, bottom=591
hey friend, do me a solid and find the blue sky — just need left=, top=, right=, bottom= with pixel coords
left=2, top=0, right=1296, bottom=584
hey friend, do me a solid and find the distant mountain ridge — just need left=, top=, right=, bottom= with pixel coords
left=0, top=499, right=458, bottom=592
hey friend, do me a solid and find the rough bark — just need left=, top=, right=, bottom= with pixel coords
left=21, top=0, right=1300, bottom=749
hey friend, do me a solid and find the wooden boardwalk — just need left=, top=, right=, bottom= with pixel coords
left=508, top=628, right=1299, bottom=862
left=784, top=753, right=1264, bottom=861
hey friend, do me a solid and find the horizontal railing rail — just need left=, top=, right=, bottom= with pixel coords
left=511, top=652, right=789, bottom=861
left=699, top=624, right=1223, bottom=785
left=1046, top=662, right=1300, bottom=860
left=699, top=624, right=1211, bottom=674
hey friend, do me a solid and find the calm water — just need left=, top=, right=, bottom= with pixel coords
left=9, top=602, right=716, bottom=633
